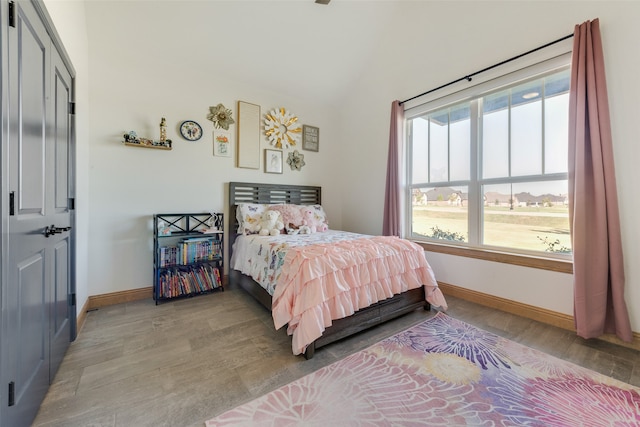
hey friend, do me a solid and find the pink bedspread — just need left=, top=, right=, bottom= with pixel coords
left=271, top=236, right=448, bottom=355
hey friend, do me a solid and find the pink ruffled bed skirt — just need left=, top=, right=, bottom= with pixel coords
left=272, top=236, right=448, bottom=355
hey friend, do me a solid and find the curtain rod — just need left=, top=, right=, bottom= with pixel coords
left=399, top=33, right=574, bottom=106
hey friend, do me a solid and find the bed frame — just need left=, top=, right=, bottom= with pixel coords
left=228, top=182, right=429, bottom=359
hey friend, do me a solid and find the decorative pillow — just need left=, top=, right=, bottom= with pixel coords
left=309, top=204, right=329, bottom=228
left=236, top=203, right=267, bottom=235
left=268, top=204, right=304, bottom=232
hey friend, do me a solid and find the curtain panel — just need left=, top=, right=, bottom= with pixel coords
left=383, top=101, right=403, bottom=237
left=568, top=18, right=632, bottom=342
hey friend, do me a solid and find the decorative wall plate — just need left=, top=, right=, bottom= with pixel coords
left=264, top=107, right=302, bottom=149
left=180, top=120, right=203, bottom=141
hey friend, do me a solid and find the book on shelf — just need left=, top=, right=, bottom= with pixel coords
left=157, top=264, right=222, bottom=299
left=159, top=237, right=221, bottom=267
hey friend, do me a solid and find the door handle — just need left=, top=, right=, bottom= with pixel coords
left=44, top=225, right=71, bottom=238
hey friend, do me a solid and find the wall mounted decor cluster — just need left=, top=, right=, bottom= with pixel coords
left=120, top=103, right=318, bottom=174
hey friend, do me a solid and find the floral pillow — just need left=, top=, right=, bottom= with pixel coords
left=236, top=203, right=267, bottom=235
left=268, top=204, right=304, bottom=231
left=308, top=204, right=329, bottom=228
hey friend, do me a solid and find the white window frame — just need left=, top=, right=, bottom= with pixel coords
left=403, top=52, right=573, bottom=262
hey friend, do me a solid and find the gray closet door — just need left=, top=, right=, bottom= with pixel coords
left=3, top=1, right=74, bottom=425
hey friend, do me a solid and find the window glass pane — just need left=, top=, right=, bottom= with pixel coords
left=411, top=117, right=429, bottom=183
left=482, top=181, right=571, bottom=253
left=511, top=95, right=542, bottom=176
left=411, top=186, right=468, bottom=242
left=482, top=91, right=509, bottom=179
left=545, top=92, right=569, bottom=174
left=429, top=113, right=448, bottom=182
left=450, top=103, right=470, bottom=181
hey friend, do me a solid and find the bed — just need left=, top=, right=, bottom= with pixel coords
left=228, top=182, right=447, bottom=359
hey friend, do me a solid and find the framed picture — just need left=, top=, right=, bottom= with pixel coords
left=213, top=130, right=231, bottom=157
left=302, top=125, right=319, bottom=152
left=237, top=101, right=261, bottom=169
left=264, top=149, right=283, bottom=174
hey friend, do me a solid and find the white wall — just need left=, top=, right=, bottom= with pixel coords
left=339, top=1, right=640, bottom=333
left=45, top=0, right=639, bottom=335
left=82, top=1, right=345, bottom=295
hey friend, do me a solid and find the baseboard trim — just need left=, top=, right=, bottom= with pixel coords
left=438, top=281, right=640, bottom=352
left=76, top=298, right=90, bottom=334
left=86, top=286, right=153, bottom=310
left=74, top=280, right=639, bottom=351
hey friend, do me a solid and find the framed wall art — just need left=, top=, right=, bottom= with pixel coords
left=237, top=101, right=261, bottom=169
left=302, top=125, right=319, bottom=152
left=213, top=130, right=231, bottom=157
left=264, top=149, right=283, bottom=174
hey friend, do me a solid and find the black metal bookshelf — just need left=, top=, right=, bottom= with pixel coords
left=153, top=213, right=224, bottom=304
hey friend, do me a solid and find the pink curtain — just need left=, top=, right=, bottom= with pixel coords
left=383, top=101, right=403, bottom=237
left=568, top=19, right=632, bottom=342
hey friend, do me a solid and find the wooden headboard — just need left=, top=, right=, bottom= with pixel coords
left=228, top=182, right=322, bottom=256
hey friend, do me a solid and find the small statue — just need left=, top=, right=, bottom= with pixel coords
left=159, top=117, right=167, bottom=142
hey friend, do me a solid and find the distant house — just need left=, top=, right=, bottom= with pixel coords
left=485, top=191, right=518, bottom=208
left=424, top=187, right=468, bottom=206
left=514, top=192, right=567, bottom=207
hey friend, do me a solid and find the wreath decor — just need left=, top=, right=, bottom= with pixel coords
left=264, top=107, right=302, bottom=149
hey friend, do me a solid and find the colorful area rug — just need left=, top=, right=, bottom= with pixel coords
left=205, top=312, right=640, bottom=426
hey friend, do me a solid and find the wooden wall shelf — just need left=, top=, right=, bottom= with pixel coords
left=124, top=142, right=171, bottom=150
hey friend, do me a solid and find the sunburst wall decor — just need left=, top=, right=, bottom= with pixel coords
left=264, top=107, right=302, bottom=149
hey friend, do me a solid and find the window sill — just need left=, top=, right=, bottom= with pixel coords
left=413, top=241, right=573, bottom=274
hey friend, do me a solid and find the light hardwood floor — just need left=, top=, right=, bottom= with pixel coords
left=33, top=283, right=640, bottom=427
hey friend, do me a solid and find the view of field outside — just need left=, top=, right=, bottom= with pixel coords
left=411, top=185, right=571, bottom=254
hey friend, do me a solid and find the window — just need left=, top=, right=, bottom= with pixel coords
left=406, top=60, right=571, bottom=257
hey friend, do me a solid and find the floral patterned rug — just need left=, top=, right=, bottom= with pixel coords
left=205, top=312, right=640, bottom=426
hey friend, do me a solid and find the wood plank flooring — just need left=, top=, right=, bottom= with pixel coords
left=33, top=283, right=640, bottom=426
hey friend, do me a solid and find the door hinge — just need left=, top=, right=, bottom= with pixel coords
left=71, top=293, right=76, bottom=306
left=69, top=102, right=76, bottom=115
left=69, top=197, right=75, bottom=210
left=8, top=1, right=15, bottom=28
left=8, top=381, right=15, bottom=406
left=9, top=191, right=15, bottom=216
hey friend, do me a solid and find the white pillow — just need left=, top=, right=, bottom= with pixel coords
left=236, top=203, right=267, bottom=234
left=309, top=204, right=329, bottom=227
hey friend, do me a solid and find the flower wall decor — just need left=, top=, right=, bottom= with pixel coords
left=264, top=107, right=302, bottom=149
left=287, top=150, right=306, bottom=171
left=207, top=103, right=235, bottom=130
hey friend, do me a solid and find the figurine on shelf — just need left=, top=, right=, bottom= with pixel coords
left=159, top=117, right=167, bottom=143
left=123, top=131, right=140, bottom=144
left=202, top=214, right=219, bottom=234
left=158, top=220, right=171, bottom=236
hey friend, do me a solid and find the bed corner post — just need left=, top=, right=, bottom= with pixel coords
left=303, top=342, right=316, bottom=360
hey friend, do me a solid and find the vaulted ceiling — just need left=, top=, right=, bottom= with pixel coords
left=84, top=0, right=403, bottom=106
